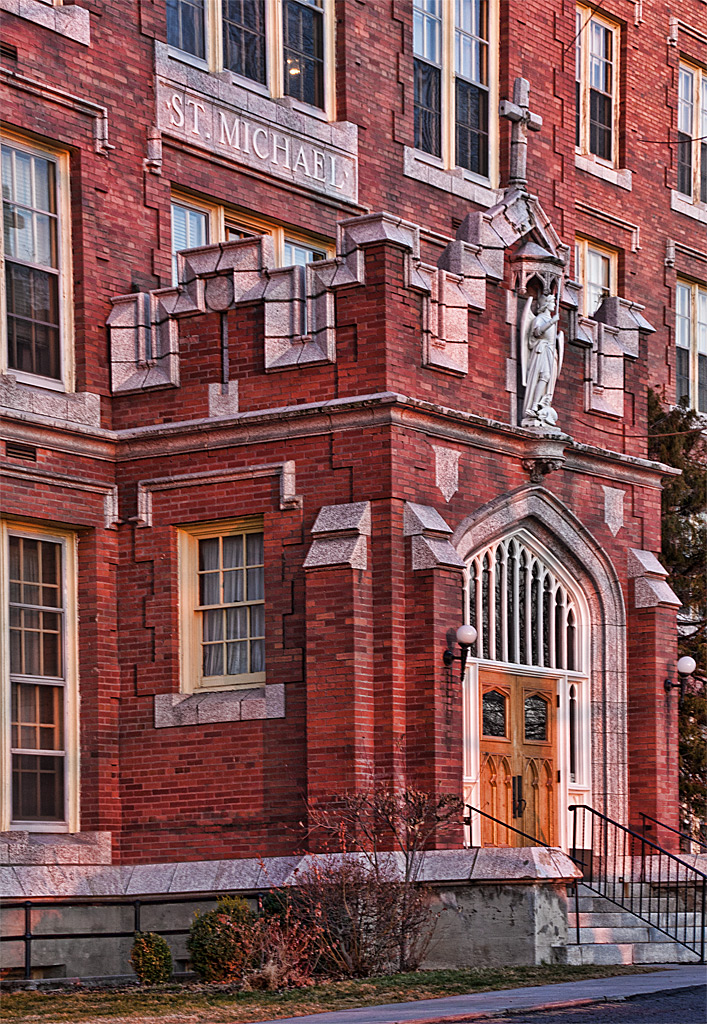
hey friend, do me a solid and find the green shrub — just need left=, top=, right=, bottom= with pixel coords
left=129, top=931, right=172, bottom=984
left=187, top=895, right=257, bottom=983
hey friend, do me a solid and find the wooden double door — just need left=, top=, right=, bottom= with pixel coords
left=478, top=671, right=557, bottom=847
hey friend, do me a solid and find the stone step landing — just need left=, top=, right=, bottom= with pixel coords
left=554, top=885, right=704, bottom=965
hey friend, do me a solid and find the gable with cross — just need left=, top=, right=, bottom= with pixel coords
left=500, top=77, right=543, bottom=187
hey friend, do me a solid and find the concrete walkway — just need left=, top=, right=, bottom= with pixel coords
left=254, top=965, right=706, bottom=1024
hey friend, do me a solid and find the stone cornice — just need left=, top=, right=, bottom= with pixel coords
left=1, top=392, right=674, bottom=487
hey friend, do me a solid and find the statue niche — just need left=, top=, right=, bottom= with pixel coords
left=520, top=287, right=564, bottom=430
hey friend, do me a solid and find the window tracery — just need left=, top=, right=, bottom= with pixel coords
left=467, top=534, right=580, bottom=671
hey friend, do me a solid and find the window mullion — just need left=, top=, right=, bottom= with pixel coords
left=443, top=2, right=455, bottom=169
left=210, top=0, right=223, bottom=73
left=269, top=0, right=284, bottom=98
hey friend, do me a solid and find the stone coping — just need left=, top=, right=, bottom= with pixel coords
left=0, top=847, right=580, bottom=899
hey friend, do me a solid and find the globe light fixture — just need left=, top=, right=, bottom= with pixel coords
left=443, top=624, right=478, bottom=680
left=664, top=655, right=698, bottom=696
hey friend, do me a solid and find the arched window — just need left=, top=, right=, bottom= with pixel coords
left=467, top=534, right=581, bottom=671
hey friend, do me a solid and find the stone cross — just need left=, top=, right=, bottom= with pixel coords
left=499, top=77, right=543, bottom=187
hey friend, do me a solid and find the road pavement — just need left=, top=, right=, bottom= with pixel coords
left=253, top=965, right=706, bottom=1024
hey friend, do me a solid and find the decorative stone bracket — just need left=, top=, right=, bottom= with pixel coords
left=627, top=548, right=681, bottom=609
left=577, top=297, right=655, bottom=418
left=403, top=502, right=465, bottom=570
left=303, top=501, right=370, bottom=570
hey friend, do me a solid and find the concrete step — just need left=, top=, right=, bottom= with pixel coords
left=576, top=926, right=650, bottom=943
left=569, top=911, right=702, bottom=929
left=557, top=941, right=701, bottom=965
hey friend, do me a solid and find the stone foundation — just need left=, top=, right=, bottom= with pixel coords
left=0, top=847, right=579, bottom=980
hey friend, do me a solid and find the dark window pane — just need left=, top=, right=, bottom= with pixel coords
left=166, top=0, right=205, bottom=58
left=575, top=79, right=581, bottom=148
left=524, top=695, right=548, bottom=741
left=283, top=0, right=324, bottom=109
left=701, top=141, right=707, bottom=203
left=677, top=132, right=693, bottom=196
left=482, top=689, right=506, bottom=737
left=698, top=353, right=707, bottom=413
left=6, top=263, right=60, bottom=379
left=12, top=753, right=64, bottom=821
left=589, top=89, right=612, bottom=160
left=455, top=78, right=488, bottom=176
left=677, top=346, right=690, bottom=404
left=414, top=58, right=441, bottom=157
left=223, top=0, right=266, bottom=83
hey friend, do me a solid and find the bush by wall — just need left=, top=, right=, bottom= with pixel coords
left=129, top=931, right=173, bottom=984
left=187, top=895, right=257, bottom=983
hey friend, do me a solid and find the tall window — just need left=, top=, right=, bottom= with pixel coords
left=575, top=238, right=617, bottom=316
left=677, top=63, right=707, bottom=205
left=167, top=0, right=329, bottom=113
left=676, top=279, right=707, bottom=413
left=2, top=523, right=77, bottom=830
left=170, top=194, right=330, bottom=283
left=467, top=534, right=582, bottom=672
left=413, top=0, right=494, bottom=180
left=1, top=138, right=68, bottom=385
left=576, top=6, right=618, bottom=164
left=179, top=520, right=266, bottom=691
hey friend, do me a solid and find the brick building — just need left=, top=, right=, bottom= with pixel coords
left=0, top=0, right=705, bottom=966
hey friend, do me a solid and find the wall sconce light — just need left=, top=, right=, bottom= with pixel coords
left=664, top=655, right=697, bottom=696
left=443, top=624, right=478, bottom=680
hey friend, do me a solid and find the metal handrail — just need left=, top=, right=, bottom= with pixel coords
left=570, top=804, right=706, bottom=962
left=464, top=803, right=547, bottom=848
left=639, top=811, right=707, bottom=852
left=0, top=889, right=265, bottom=982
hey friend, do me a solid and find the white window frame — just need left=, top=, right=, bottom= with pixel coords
left=0, top=131, right=74, bottom=393
left=412, top=0, right=499, bottom=187
left=575, top=5, right=620, bottom=169
left=179, top=518, right=266, bottom=694
left=575, top=237, right=618, bottom=316
left=676, top=278, right=707, bottom=413
left=167, top=0, right=336, bottom=119
left=0, top=521, right=79, bottom=832
left=170, top=191, right=333, bottom=282
left=677, top=61, right=707, bottom=207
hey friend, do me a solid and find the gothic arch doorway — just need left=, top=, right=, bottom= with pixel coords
left=452, top=487, right=626, bottom=850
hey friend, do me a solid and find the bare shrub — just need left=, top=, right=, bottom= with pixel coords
left=305, top=785, right=464, bottom=972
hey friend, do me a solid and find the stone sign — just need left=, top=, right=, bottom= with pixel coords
left=156, top=79, right=358, bottom=203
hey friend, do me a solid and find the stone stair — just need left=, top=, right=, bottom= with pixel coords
left=555, top=885, right=703, bottom=964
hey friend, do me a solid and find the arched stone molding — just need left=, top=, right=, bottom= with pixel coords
left=452, top=485, right=627, bottom=825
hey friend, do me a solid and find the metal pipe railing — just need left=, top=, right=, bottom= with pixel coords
left=570, top=804, right=706, bottom=962
left=0, top=889, right=264, bottom=981
left=639, top=811, right=707, bottom=852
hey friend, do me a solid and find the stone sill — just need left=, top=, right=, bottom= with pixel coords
left=0, top=830, right=111, bottom=866
left=154, top=682, right=285, bottom=728
left=403, top=148, right=499, bottom=208
left=0, top=847, right=580, bottom=898
left=575, top=153, right=632, bottom=190
left=670, top=190, right=707, bottom=223
left=0, top=374, right=101, bottom=427
left=0, top=0, right=90, bottom=45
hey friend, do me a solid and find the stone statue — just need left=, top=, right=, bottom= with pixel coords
left=520, top=291, right=564, bottom=429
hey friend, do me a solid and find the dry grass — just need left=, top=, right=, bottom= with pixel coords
left=0, top=964, right=660, bottom=1024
